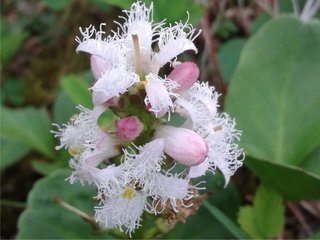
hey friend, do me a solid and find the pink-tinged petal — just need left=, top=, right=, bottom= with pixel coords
left=91, top=55, right=111, bottom=81
left=154, top=125, right=208, bottom=167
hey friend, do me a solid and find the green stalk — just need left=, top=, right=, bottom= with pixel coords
left=202, top=200, right=248, bottom=239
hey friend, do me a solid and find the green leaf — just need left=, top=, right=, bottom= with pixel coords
left=60, top=74, right=92, bottom=108
left=43, top=0, right=71, bottom=11
left=88, top=0, right=112, bottom=11
left=202, top=200, right=248, bottom=239
left=307, top=231, right=320, bottom=240
left=225, top=16, right=320, bottom=198
left=246, top=157, right=320, bottom=200
left=17, top=169, right=111, bottom=239
left=217, top=38, right=245, bottom=83
left=299, top=144, right=320, bottom=176
left=214, top=18, right=238, bottom=39
left=151, top=0, right=203, bottom=24
left=238, top=184, right=284, bottom=239
left=102, top=0, right=203, bottom=24
left=31, top=160, right=68, bottom=176
left=250, top=13, right=271, bottom=35
left=53, top=90, right=77, bottom=124
left=97, top=0, right=132, bottom=9
left=0, top=139, right=30, bottom=169
left=2, top=78, right=26, bottom=105
left=0, top=107, right=54, bottom=159
left=0, top=31, right=28, bottom=66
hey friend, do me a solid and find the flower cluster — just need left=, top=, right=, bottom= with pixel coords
left=52, top=1, right=244, bottom=236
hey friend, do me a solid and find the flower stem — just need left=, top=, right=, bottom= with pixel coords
left=132, top=34, right=143, bottom=79
left=1, top=199, right=26, bottom=209
left=53, top=197, right=95, bottom=223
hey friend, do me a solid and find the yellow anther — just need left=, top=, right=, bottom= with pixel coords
left=121, top=187, right=136, bottom=200
left=70, top=114, right=78, bottom=123
left=138, top=80, right=148, bottom=89
left=68, top=147, right=83, bottom=156
left=213, top=125, right=222, bottom=132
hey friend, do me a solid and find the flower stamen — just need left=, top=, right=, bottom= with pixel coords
left=121, top=187, right=136, bottom=200
left=132, top=34, right=143, bottom=79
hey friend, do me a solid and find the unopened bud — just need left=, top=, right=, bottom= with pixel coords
left=167, top=62, right=200, bottom=93
left=154, top=125, right=208, bottom=166
left=115, top=116, right=143, bottom=141
left=90, top=55, right=111, bottom=81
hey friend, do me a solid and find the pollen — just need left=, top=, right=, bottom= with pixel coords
left=213, top=125, right=222, bottom=132
left=121, top=187, right=136, bottom=200
left=68, top=147, right=83, bottom=156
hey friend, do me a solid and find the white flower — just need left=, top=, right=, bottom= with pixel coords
left=176, top=82, right=244, bottom=185
left=95, top=190, right=147, bottom=236
left=75, top=1, right=200, bottom=117
left=52, top=1, right=244, bottom=236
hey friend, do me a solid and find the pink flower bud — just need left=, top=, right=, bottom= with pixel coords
left=115, top=116, right=143, bottom=142
left=154, top=125, right=208, bottom=167
left=167, top=62, right=200, bottom=93
left=90, top=55, right=111, bottom=81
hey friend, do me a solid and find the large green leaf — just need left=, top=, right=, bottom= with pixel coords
left=60, top=74, right=92, bottom=108
left=0, top=139, right=30, bottom=169
left=225, top=16, right=320, bottom=198
left=53, top=90, right=77, bottom=125
left=217, top=38, right=245, bottom=83
left=246, top=157, right=320, bottom=200
left=238, top=184, right=284, bottom=239
left=0, top=107, right=54, bottom=159
left=17, top=169, right=112, bottom=239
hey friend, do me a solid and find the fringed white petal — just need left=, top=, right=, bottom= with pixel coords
left=91, top=68, right=139, bottom=105
left=122, top=138, right=165, bottom=184
left=146, top=173, right=192, bottom=212
left=151, top=21, right=201, bottom=73
left=145, top=73, right=178, bottom=118
left=181, top=82, right=220, bottom=120
left=175, top=97, right=210, bottom=131
left=122, top=3, right=153, bottom=50
left=95, top=192, right=147, bottom=236
left=68, top=153, right=121, bottom=191
left=189, top=160, right=210, bottom=178
left=200, top=113, right=244, bottom=186
left=76, top=24, right=126, bottom=66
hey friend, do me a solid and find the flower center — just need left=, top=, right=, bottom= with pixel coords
left=68, top=147, right=83, bottom=156
left=121, top=187, right=136, bottom=200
